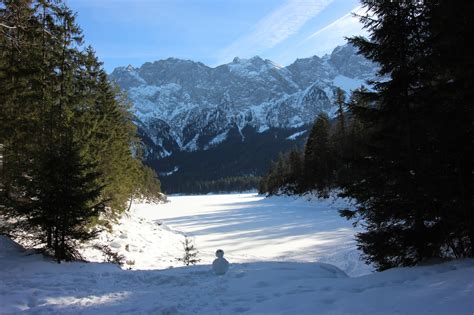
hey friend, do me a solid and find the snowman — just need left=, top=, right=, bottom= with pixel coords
left=212, top=249, right=229, bottom=275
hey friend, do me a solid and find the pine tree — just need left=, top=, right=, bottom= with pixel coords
left=177, top=236, right=200, bottom=266
left=28, top=141, right=105, bottom=262
left=1, top=0, right=162, bottom=260
left=330, top=88, right=350, bottom=186
left=304, top=113, right=332, bottom=197
left=340, top=0, right=473, bottom=269
left=334, top=88, right=346, bottom=138
left=136, top=164, right=162, bottom=201
left=0, top=0, right=44, bottom=226
left=424, top=0, right=474, bottom=259
left=287, top=148, right=303, bottom=194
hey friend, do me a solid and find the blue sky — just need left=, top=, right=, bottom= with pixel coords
left=66, top=0, right=366, bottom=72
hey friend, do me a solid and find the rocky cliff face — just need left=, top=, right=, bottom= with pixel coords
left=109, top=44, right=377, bottom=192
left=110, top=44, right=376, bottom=157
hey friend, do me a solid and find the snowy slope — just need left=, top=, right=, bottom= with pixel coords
left=2, top=194, right=473, bottom=314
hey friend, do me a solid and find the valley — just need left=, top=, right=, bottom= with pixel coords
left=110, top=44, right=377, bottom=192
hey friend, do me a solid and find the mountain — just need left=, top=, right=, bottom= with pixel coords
left=109, top=44, right=378, bottom=193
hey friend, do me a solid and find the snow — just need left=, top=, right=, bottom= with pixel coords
left=288, top=115, right=304, bottom=128
left=228, top=56, right=280, bottom=78
left=333, top=75, right=365, bottom=93
left=110, top=46, right=381, bottom=158
left=208, top=130, right=229, bottom=147
left=122, top=194, right=370, bottom=276
left=2, top=193, right=473, bottom=314
left=257, top=125, right=270, bottom=133
left=212, top=250, right=229, bottom=275
left=159, top=166, right=179, bottom=177
left=286, top=130, right=307, bottom=140
left=125, top=65, right=146, bottom=84
left=160, top=147, right=172, bottom=158
left=182, top=134, right=199, bottom=152
left=128, top=83, right=183, bottom=121
left=79, top=204, right=184, bottom=270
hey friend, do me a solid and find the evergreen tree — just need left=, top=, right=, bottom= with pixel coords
left=303, top=113, right=332, bottom=197
left=333, top=87, right=372, bottom=188
left=339, top=0, right=473, bottom=269
left=136, top=164, right=162, bottom=201
left=1, top=0, right=45, bottom=227
left=330, top=88, right=350, bottom=186
left=425, top=0, right=474, bottom=260
left=0, top=0, right=163, bottom=260
left=334, top=88, right=346, bottom=139
left=177, top=236, right=200, bottom=266
left=27, top=141, right=105, bottom=262
left=287, top=148, right=304, bottom=194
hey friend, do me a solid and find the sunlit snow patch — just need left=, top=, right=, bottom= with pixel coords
left=286, top=130, right=307, bottom=140
left=159, top=166, right=179, bottom=177
left=333, top=75, right=365, bottom=93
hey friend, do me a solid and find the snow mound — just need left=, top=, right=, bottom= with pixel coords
left=80, top=207, right=185, bottom=270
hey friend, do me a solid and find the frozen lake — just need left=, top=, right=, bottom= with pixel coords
left=133, top=193, right=371, bottom=276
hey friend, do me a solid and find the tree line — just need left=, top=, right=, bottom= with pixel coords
left=259, top=88, right=366, bottom=197
left=0, top=0, right=162, bottom=262
left=171, top=176, right=261, bottom=195
left=260, top=0, right=473, bottom=270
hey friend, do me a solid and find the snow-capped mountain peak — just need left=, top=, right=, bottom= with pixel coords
left=109, top=44, right=378, bottom=160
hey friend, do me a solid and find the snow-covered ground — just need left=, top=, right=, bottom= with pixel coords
left=1, top=193, right=473, bottom=314
left=90, top=193, right=370, bottom=276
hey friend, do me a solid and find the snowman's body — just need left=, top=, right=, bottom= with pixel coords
left=212, top=249, right=229, bottom=275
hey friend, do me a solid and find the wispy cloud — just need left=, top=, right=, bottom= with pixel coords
left=215, top=0, right=334, bottom=65
left=306, top=5, right=366, bottom=41
left=303, top=6, right=367, bottom=54
left=274, top=5, right=367, bottom=64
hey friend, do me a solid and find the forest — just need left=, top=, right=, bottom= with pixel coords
left=260, top=0, right=473, bottom=270
left=0, top=0, right=162, bottom=262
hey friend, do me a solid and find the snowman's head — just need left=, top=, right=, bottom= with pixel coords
left=216, top=249, right=224, bottom=258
